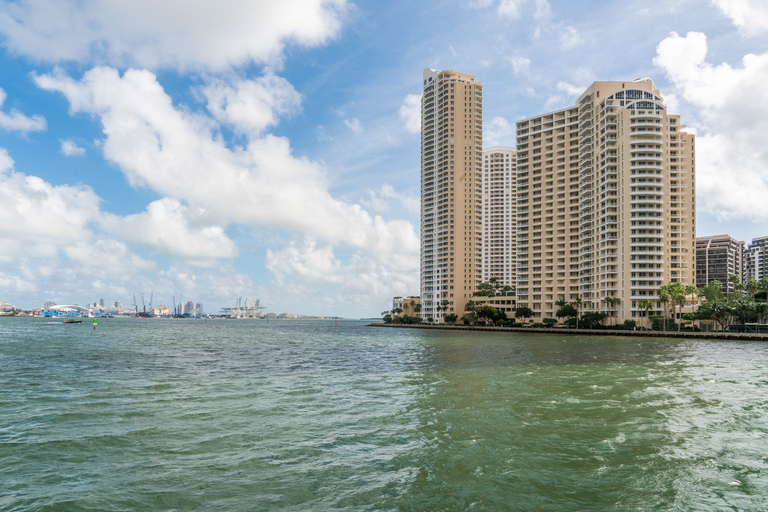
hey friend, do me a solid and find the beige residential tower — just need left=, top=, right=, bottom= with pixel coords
left=515, top=79, right=696, bottom=324
left=421, top=69, right=483, bottom=321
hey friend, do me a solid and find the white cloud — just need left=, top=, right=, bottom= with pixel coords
left=509, top=56, right=531, bottom=74
left=556, top=81, right=584, bottom=97
left=559, top=26, right=582, bottom=50
left=0, top=0, right=348, bottom=71
left=0, top=87, right=46, bottom=133
left=533, top=0, right=551, bottom=22
left=655, top=31, right=768, bottom=219
left=0, top=148, right=99, bottom=249
left=0, top=147, right=156, bottom=301
left=398, top=94, right=421, bottom=134
left=343, top=117, right=363, bottom=133
left=266, top=237, right=343, bottom=283
left=497, top=0, right=526, bottom=19
left=200, top=74, right=302, bottom=136
left=265, top=236, right=419, bottom=306
left=34, top=67, right=419, bottom=264
left=484, top=116, right=516, bottom=147
left=100, top=198, right=238, bottom=264
left=60, top=139, right=85, bottom=156
left=711, top=0, right=768, bottom=36
left=360, top=184, right=419, bottom=214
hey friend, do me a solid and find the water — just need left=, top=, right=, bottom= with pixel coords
left=2, top=318, right=767, bottom=511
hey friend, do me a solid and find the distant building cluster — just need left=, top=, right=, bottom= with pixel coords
left=696, top=235, right=768, bottom=291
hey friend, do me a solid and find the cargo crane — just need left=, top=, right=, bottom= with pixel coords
left=137, top=292, right=155, bottom=318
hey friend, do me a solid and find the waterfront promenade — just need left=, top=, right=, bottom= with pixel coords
left=370, top=323, right=768, bottom=341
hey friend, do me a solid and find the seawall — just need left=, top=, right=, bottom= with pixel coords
left=368, top=323, right=768, bottom=341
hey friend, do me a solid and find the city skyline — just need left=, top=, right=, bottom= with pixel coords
left=1, top=1, right=767, bottom=317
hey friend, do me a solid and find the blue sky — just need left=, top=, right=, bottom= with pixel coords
left=1, top=0, right=767, bottom=317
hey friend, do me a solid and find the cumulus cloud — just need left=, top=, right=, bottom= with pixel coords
left=100, top=198, right=238, bottom=264
left=497, top=0, right=526, bottom=19
left=0, top=147, right=155, bottom=301
left=398, top=93, right=421, bottom=134
left=343, top=117, right=363, bottom=133
left=509, top=56, right=531, bottom=74
left=711, top=0, right=768, bottom=36
left=360, top=184, right=419, bottom=214
left=484, top=116, right=516, bottom=147
left=265, top=236, right=419, bottom=303
left=0, top=0, right=348, bottom=71
left=0, top=87, right=46, bottom=133
left=200, top=74, right=302, bottom=136
left=266, top=237, right=343, bottom=283
left=655, top=31, right=768, bottom=219
left=559, top=26, right=582, bottom=50
left=60, top=139, right=85, bottom=156
left=0, top=148, right=99, bottom=249
left=34, top=67, right=419, bottom=264
left=556, top=81, right=584, bottom=97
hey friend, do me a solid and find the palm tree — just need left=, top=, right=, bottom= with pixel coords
left=574, top=297, right=583, bottom=329
left=638, top=300, right=654, bottom=329
left=659, top=287, right=670, bottom=331
left=759, top=277, right=768, bottom=302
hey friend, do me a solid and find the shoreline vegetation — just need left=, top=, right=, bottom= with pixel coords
left=369, top=323, right=768, bottom=341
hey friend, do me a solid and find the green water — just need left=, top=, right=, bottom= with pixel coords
left=1, top=318, right=767, bottom=511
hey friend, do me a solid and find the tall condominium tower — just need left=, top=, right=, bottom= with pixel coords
left=482, top=147, right=516, bottom=288
left=515, top=79, right=696, bottom=324
left=695, top=234, right=744, bottom=293
left=745, top=236, right=768, bottom=281
left=421, top=69, right=483, bottom=322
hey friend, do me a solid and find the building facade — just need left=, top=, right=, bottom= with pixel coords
left=421, top=69, right=483, bottom=322
left=392, top=296, right=421, bottom=316
left=515, top=79, right=696, bottom=324
left=481, top=147, right=516, bottom=289
left=745, top=236, right=768, bottom=281
left=695, top=235, right=744, bottom=292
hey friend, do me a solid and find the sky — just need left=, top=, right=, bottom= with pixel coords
left=1, top=0, right=767, bottom=317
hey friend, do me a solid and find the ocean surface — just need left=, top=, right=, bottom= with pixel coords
left=1, top=317, right=767, bottom=511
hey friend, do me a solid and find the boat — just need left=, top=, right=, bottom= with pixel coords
left=64, top=319, right=82, bottom=324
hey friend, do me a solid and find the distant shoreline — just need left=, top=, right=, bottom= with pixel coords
left=369, top=323, right=768, bottom=341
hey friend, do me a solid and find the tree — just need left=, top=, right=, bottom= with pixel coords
left=699, top=280, right=725, bottom=303
left=605, top=296, right=622, bottom=326
left=580, top=312, right=607, bottom=329
left=555, top=304, right=577, bottom=325
left=638, top=300, right=654, bottom=329
left=659, top=287, right=670, bottom=331
left=542, top=318, right=557, bottom=328
left=476, top=305, right=500, bottom=326
left=574, top=297, right=583, bottom=329
left=414, top=303, right=422, bottom=315
left=444, top=313, right=458, bottom=324
left=514, top=306, right=533, bottom=323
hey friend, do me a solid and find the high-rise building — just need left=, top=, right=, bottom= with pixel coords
left=99, top=298, right=106, bottom=308
left=184, top=301, right=194, bottom=315
left=420, top=69, right=483, bottom=322
left=195, top=302, right=204, bottom=315
left=115, top=300, right=122, bottom=310
left=482, top=147, right=516, bottom=288
left=515, top=79, right=696, bottom=323
left=695, top=235, right=744, bottom=292
left=745, top=236, right=768, bottom=281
